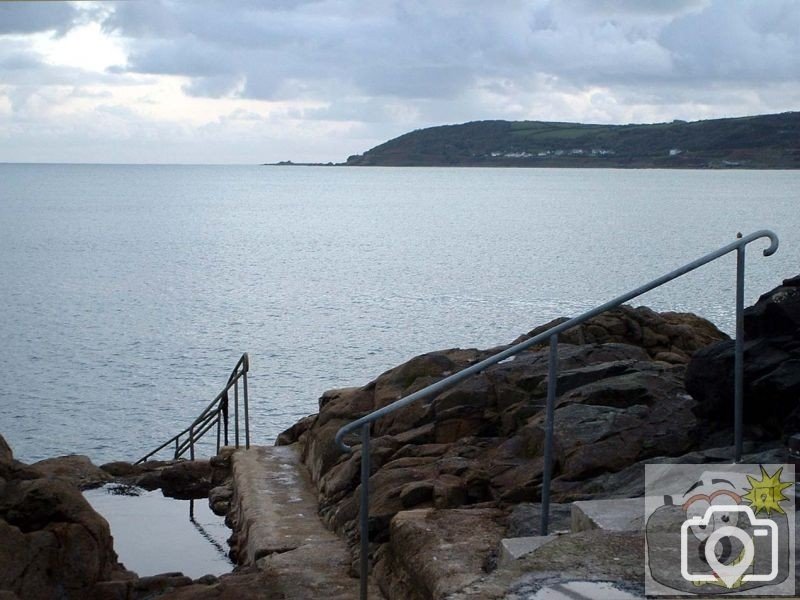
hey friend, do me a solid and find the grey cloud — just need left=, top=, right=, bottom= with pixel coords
left=660, top=1, right=800, bottom=82
left=0, top=2, right=79, bottom=35
left=103, top=0, right=800, bottom=107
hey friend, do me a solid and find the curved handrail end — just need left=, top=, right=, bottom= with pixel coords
left=334, top=425, right=355, bottom=453
left=740, top=229, right=779, bottom=257
left=761, top=231, right=779, bottom=256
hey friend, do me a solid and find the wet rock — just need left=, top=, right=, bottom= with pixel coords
left=124, top=459, right=214, bottom=499
left=158, top=461, right=213, bottom=499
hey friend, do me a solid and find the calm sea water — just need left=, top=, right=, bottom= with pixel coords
left=1, top=165, right=798, bottom=464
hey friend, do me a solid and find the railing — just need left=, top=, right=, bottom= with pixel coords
left=335, top=231, right=779, bottom=600
left=135, top=353, right=250, bottom=464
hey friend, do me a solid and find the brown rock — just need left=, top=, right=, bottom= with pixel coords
left=373, top=508, right=505, bottom=600
left=399, top=481, right=434, bottom=508
left=31, top=455, right=113, bottom=489
left=0, top=478, right=124, bottom=599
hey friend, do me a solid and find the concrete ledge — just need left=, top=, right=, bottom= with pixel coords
left=230, top=445, right=340, bottom=565
left=571, top=498, right=644, bottom=533
left=498, top=535, right=558, bottom=567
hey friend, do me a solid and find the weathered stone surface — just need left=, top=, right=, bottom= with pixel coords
left=230, top=445, right=347, bottom=564
left=31, top=454, right=113, bottom=489
left=505, top=503, right=572, bottom=537
left=447, top=530, right=645, bottom=600
left=571, top=498, right=645, bottom=532
left=0, top=437, right=131, bottom=600
left=271, top=305, right=736, bottom=598
left=209, top=484, right=233, bottom=516
left=518, top=305, right=727, bottom=363
left=498, top=536, right=559, bottom=568
left=373, top=508, right=505, bottom=600
left=687, top=274, right=800, bottom=432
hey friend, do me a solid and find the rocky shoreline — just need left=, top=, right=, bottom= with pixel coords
left=2, top=275, right=798, bottom=599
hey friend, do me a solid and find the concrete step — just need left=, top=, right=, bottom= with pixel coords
left=230, top=445, right=381, bottom=598
left=570, top=498, right=645, bottom=533
left=498, top=535, right=559, bottom=567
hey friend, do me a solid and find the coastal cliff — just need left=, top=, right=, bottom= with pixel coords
left=343, top=112, right=800, bottom=169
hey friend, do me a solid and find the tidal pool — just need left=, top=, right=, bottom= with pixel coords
left=84, top=484, right=233, bottom=579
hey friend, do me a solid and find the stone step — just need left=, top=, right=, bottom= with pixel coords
left=498, top=535, right=559, bottom=567
left=230, top=445, right=380, bottom=598
left=570, top=497, right=645, bottom=533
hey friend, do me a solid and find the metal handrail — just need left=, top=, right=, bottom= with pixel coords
left=135, top=353, right=251, bottom=464
left=335, top=230, right=778, bottom=600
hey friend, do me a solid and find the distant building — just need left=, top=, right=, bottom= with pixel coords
left=669, top=148, right=682, bottom=156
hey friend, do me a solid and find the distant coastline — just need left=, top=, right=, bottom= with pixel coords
left=270, top=111, right=800, bottom=169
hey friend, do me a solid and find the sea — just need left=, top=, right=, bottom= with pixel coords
left=1, top=164, right=798, bottom=465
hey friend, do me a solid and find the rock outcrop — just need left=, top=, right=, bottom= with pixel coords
left=0, top=435, right=134, bottom=599
left=687, top=275, right=800, bottom=433
left=276, top=304, right=736, bottom=598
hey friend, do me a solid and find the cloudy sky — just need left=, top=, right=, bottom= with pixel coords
left=1, top=0, right=798, bottom=164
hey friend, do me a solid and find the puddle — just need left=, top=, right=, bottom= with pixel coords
left=84, top=484, right=233, bottom=579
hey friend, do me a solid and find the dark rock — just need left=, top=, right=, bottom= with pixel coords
left=399, top=481, right=434, bottom=508
left=132, top=572, right=193, bottom=594
left=686, top=275, right=800, bottom=433
left=0, top=435, right=12, bottom=464
left=100, top=461, right=142, bottom=477
left=158, top=460, right=213, bottom=499
left=506, top=502, right=573, bottom=537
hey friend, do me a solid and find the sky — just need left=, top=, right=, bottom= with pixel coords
left=0, top=0, right=798, bottom=164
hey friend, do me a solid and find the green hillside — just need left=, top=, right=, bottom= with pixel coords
left=344, top=112, right=800, bottom=168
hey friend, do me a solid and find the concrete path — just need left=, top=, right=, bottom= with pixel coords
left=231, top=445, right=380, bottom=598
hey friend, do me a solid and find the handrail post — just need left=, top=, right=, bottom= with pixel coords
left=243, top=371, right=250, bottom=449
left=540, top=334, right=558, bottom=535
left=234, top=379, right=240, bottom=448
left=189, top=425, right=195, bottom=461
left=216, top=413, right=221, bottom=454
left=360, top=424, right=371, bottom=600
left=735, top=245, right=745, bottom=462
left=222, top=392, right=229, bottom=446
left=174, top=437, right=179, bottom=460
